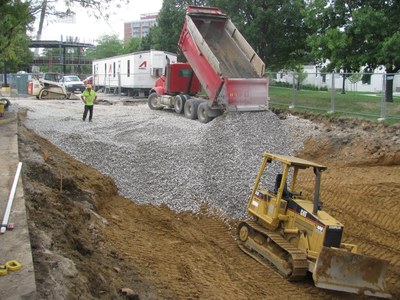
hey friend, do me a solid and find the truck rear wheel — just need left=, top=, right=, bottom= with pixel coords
left=184, top=99, right=200, bottom=119
left=148, top=93, right=163, bottom=110
left=174, top=95, right=186, bottom=114
left=197, top=102, right=214, bottom=123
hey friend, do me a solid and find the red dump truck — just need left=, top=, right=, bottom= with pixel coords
left=147, top=6, right=269, bottom=123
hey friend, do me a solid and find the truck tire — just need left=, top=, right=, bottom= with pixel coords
left=197, top=102, right=213, bottom=123
left=148, top=92, right=163, bottom=110
left=184, top=99, right=200, bottom=120
left=174, top=95, right=186, bottom=114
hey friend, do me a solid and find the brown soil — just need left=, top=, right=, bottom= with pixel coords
left=18, top=111, right=400, bottom=299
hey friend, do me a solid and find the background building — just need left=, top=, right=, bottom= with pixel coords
left=124, top=13, right=158, bottom=42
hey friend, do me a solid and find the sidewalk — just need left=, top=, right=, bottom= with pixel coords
left=0, top=111, right=37, bottom=299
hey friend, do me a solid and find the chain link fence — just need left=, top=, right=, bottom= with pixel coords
left=269, top=72, right=400, bottom=122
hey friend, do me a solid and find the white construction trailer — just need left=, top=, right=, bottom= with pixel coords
left=93, top=50, right=177, bottom=97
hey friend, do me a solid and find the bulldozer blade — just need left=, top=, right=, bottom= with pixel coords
left=313, top=247, right=391, bottom=298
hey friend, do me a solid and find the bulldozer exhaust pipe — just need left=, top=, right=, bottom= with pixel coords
left=313, top=168, right=321, bottom=215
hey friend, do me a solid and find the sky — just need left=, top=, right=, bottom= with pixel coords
left=35, top=0, right=163, bottom=44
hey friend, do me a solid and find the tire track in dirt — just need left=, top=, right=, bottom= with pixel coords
left=296, top=143, right=400, bottom=298
left=99, top=196, right=351, bottom=299
left=320, top=173, right=400, bottom=294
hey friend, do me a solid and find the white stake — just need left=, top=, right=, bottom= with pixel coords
left=1, top=162, right=22, bottom=234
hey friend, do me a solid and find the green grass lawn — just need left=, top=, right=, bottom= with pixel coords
left=269, top=86, right=400, bottom=123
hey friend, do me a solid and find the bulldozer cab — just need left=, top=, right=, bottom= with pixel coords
left=247, top=153, right=327, bottom=228
left=273, top=173, right=296, bottom=200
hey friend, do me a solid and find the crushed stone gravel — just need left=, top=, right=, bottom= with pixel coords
left=14, top=98, right=320, bottom=219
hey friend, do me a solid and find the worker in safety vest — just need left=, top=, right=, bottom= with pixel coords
left=81, top=84, right=97, bottom=122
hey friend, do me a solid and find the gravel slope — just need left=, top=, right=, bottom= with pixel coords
left=15, top=98, right=319, bottom=219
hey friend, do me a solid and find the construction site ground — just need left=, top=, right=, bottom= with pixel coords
left=3, top=99, right=400, bottom=299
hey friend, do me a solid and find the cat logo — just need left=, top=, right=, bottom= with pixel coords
left=139, top=61, right=147, bottom=69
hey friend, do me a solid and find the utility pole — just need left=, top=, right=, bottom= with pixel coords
left=35, top=0, right=47, bottom=58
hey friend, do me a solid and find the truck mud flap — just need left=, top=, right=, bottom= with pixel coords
left=313, top=247, right=391, bottom=298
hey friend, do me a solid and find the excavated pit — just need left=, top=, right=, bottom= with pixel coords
left=14, top=98, right=400, bottom=299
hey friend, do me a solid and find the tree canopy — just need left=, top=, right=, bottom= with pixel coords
left=150, top=0, right=199, bottom=54
left=149, top=0, right=310, bottom=71
left=3, top=0, right=400, bottom=86
left=82, top=35, right=153, bottom=61
left=0, top=0, right=34, bottom=72
left=307, top=0, right=400, bottom=73
left=211, top=0, right=311, bottom=71
left=84, top=35, right=124, bottom=60
left=123, top=37, right=142, bottom=54
left=307, top=0, right=400, bottom=100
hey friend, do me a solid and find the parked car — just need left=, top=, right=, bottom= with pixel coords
left=59, top=75, right=85, bottom=93
left=83, top=75, right=93, bottom=86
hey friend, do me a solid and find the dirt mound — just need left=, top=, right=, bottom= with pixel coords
left=274, top=109, right=400, bottom=166
left=18, top=111, right=400, bottom=299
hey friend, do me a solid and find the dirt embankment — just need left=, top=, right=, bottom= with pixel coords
left=19, top=111, right=400, bottom=299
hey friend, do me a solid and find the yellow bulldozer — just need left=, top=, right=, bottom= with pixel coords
left=237, top=152, right=391, bottom=298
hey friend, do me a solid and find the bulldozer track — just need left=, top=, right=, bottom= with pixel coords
left=238, top=220, right=308, bottom=281
left=38, top=89, right=69, bottom=100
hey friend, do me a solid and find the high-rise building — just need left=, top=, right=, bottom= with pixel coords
left=124, top=13, right=158, bottom=42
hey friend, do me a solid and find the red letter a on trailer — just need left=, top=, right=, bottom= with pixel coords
left=139, top=61, right=147, bottom=69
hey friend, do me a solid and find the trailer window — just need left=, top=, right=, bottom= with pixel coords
left=127, top=60, right=130, bottom=77
left=113, top=62, right=116, bottom=77
left=179, top=69, right=193, bottom=78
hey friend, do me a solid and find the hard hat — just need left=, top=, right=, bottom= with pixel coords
left=86, top=84, right=92, bottom=89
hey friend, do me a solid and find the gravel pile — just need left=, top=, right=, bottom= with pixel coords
left=15, top=98, right=319, bottom=219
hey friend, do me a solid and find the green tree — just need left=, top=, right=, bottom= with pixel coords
left=151, top=0, right=208, bottom=54
left=123, top=37, right=142, bottom=54
left=0, top=0, right=34, bottom=75
left=84, top=35, right=124, bottom=60
left=210, top=0, right=311, bottom=71
left=151, top=0, right=310, bottom=70
left=293, top=65, right=308, bottom=90
left=307, top=0, right=400, bottom=101
left=151, top=0, right=187, bottom=54
left=140, top=31, right=153, bottom=51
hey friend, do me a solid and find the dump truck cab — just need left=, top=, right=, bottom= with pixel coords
left=152, top=62, right=200, bottom=96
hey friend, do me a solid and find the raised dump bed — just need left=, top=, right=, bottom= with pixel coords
left=179, top=6, right=268, bottom=111
left=148, top=6, right=269, bottom=123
